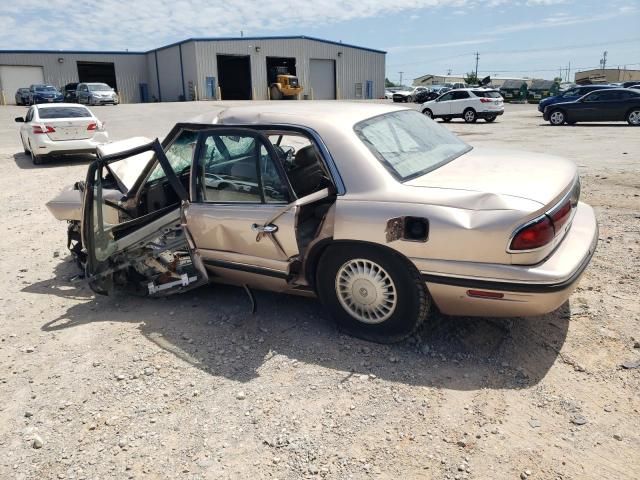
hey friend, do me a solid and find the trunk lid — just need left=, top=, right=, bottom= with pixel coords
left=405, top=147, right=577, bottom=207
left=44, top=118, right=95, bottom=141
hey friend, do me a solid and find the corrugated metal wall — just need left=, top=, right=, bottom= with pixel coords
left=156, top=46, right=183, bottom=102
left=0, top=52, right=147, bottom=103
left=0, top=38, right=385, bottom=104
left=180, top=42, right=198, bottom=101
left=193, top=38, right=385, bottom=100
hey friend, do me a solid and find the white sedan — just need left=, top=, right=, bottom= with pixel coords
left=15, top=103, right=109, bottom=164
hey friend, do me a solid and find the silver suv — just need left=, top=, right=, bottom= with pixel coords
left=76, top=82, right=119, bottom=106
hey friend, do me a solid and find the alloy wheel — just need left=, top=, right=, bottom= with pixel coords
left=550, top=111, right=565, bottom=125
left=628, top=110, right=640, bottom=125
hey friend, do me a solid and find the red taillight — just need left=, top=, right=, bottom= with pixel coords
left=87, top=122, right=97, bottom=131
left=550, top=199, right=572, bottom=233
left=479, top=98, right=493, bottom=103
left=510, top=216, right=555, bottom=251
left=32, top=125, right=55, bottom=134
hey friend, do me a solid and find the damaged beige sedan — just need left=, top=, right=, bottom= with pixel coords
left=47, top=103, right=598, bottom=342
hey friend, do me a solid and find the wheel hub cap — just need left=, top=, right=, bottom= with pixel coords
left=335, top=259, right=397, bottom=324
left=630, top=111, right=640, bottom=124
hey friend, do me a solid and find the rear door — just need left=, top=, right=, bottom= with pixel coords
left=449, top=90, right=471, bottom=115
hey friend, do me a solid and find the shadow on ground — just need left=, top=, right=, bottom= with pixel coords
left=27, top=256, right=571, bottom=390
left=13, top=152, right=94, bottom=169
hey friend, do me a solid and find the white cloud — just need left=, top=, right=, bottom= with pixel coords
left=387, top=38, right=498, bottom=53
left=490, top=8, right=634, bottom=33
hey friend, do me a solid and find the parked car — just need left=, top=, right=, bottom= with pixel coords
left=384, top=89, right=394, bottom=99
left=63, top=82, right=79, bottom=102
left=428, top=84, right=452, bottom=95
left=76, top=82, right=119, bottom=105
left=27, top=84, right=64, bottom=105
left=543, top=88, right=640, bottom=126
left=537, top=84, right=615, bottom=113
left=413, top=89, right=441, bottom=103
left=15, top=87, right=30, bottom=105
left=14, top=103, right=109, bottom=164
left=45, top=103, right=597, bottom=343
left=623, top=81, right=640, bottom=89
left=392, top=86, right=428, bottom=103
left=421, top=88, right=504, bottom=123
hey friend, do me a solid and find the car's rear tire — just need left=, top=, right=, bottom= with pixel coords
left=485, top=115, right=496, bottom=122
left=29, top=143, right=42, bottom=165
left=406, top=95, right=413, bottom=103
left=463, top=108, right=477, bottom=123
left=627, top=108, right=640, bottom=126
left=549, top=109, right=566, bottom=125
left=316, top=245, right=430, bottom=343
left=422, top=108, right=433, bottom=118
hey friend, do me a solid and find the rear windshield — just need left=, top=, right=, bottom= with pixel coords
left=354, top=110, right=471, bottom=182
left=473, top=90, right=501, bottom=98
left=38, top=107, right=91, bottom=119
left=88, top=84, right=112, bottom=91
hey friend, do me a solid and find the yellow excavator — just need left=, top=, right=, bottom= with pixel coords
left=269, top=66, right=303, bottom=100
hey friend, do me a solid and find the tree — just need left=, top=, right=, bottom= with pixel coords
left=464, top=72, right=479, bottom=85
left=385, top=77, right=397, bottom=88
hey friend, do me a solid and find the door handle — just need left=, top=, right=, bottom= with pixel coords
left=251, top=223, right=278, bottom=233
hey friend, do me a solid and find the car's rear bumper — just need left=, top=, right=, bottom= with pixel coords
left=30, top=132, right=109, bottom=156
left=415, top=201, right=598, bottom=317
left=477, top=109, right=504, bottom=118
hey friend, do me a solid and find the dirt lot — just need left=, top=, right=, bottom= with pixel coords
left=0, top=101, right=638, bottom=480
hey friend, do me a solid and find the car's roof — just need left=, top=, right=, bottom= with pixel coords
left=189, top=101, right=408, bottom=129
left=34, top=102, right=91, bottom=109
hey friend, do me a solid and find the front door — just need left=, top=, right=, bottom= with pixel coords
left=185, top=129, right=299, bottom=284
left=82, top=139, right=209, bottom=296
left=434, top=92, right=454, bottom=115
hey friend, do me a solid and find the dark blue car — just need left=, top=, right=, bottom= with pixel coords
left=28, top=84, right=64, bottom=105
left=538, top=84, right=615, bottom=113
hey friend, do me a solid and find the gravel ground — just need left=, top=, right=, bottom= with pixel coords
left=0, top=101, right=638, bottom=480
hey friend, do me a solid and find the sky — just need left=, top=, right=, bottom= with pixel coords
left=1, top=0, right=638, bottom=83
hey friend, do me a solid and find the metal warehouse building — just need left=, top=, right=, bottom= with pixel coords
left=0, top=36, right=386, bottom=104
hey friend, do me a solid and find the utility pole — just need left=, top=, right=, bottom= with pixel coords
left=600, top=50, right=608, bottom=71
left=567, top=61, right=571, bottom=82
left=474, top=52, right=479, bottom=78
left=398, top=72, right=404, bottom=87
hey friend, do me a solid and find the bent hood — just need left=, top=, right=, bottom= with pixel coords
left=405, top=147, right=577, bottom=208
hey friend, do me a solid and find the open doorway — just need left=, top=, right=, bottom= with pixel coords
left=266, top=57, right=297, bottom=85
left=216, top=55, right=252, bottom=100
left=77, top=61, right=117, bottom=91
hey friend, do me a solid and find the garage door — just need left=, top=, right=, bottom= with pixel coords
left=309, top=59, right=336, bottom=100
left=0, top=66, right=44, bottom=105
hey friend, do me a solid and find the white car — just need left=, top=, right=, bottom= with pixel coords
left=421, top=88, right=504, bottom=123
left=392, top=86, right=428, bottom=103
left=15, top=103, right=109, bottom=164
